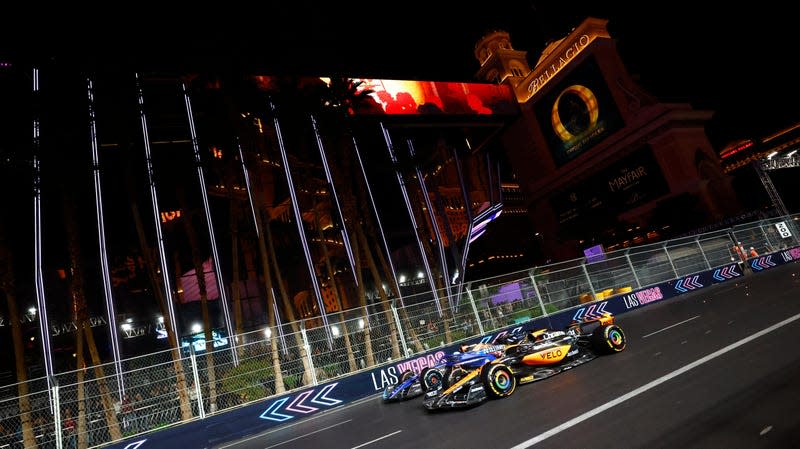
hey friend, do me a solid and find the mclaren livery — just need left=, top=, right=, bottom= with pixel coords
left=382, top=314, right=626, bottom=410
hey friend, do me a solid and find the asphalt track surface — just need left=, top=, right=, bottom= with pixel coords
left=216, top=262, right=800, bottom=449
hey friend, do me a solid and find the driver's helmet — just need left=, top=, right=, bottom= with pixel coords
left=498, top=333, right=524, bottom=345
left=459, top=343, right=472, bottom=353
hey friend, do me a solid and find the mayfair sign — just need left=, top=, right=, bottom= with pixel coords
left=527, top=34, right=594, bottom=97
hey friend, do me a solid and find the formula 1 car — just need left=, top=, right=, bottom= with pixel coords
left=419, top=314, right=626, bottom=410
left=381, top=341, right=507, bottom=402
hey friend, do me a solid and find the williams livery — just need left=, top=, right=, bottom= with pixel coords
left=410, top=314, right=626, bottom=410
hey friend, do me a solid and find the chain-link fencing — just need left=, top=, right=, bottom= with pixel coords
left=2, top=214, right=798, bottom=448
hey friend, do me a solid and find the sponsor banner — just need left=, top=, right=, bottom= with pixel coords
left=750, top=246, right=800, bottom=272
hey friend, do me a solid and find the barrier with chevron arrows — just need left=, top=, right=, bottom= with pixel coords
left=673, top=275, right=704, bottom=293
left=102, top=248, right=799, bottom=449
left=572, top=301, right=609, bottom=322
left=260, top=383, right=342, bottom=422
left=750, top=255, right=777, bottom=271
left=712, top=264, right=741, bottom=281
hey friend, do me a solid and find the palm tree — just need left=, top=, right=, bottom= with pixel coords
left=60, top=188, right=126, bottom=447
left=315, top=77, right=409, bottom=360
left=0, top=220, right=37, bottom=448
left=310, top=194, right=357, bottom=372
left=177, top=187, right=219, bottom=413
left=263, top=203, right=315, bottom=386
left=228, top=191, right=244, bottom=338
left=128, top=199, right=193, bottom=420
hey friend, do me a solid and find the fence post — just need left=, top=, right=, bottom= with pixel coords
left=663, top=243, right=679, bottom=278
left=528, top=270, right=549, bottom=318
left=758, top=221, right=773, bottom=252
left=390, top=302, right=409, bottom=356
left=465, top=283, right=486, bottom=335
left=580, top=262, right=598, bottom=301
left=695, top=236, right=711, bottom=269
left=624, top=250, right=642, bottom=289
left=300, top=321, right=318, bottom=386
left=189, top=345, right=205, bottom=419
left=53, top=377, right=62, bottom=449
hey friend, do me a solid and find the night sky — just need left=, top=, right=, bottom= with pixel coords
left=4, top=3, right=799, bottom=150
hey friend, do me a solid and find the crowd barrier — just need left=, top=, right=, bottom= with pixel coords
left=1, top=215, right=798, bottom=449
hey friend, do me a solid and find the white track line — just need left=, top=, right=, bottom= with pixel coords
left=509, top=312, right=800, bottom=448
left=264, top=419, right=352, bottom=449
left=350, top=430, right=402, bottom=449
left=642, top=315, right=701, bottom=338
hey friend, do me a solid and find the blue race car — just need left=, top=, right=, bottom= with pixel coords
left=422, top=314, right=626, bottom=410
left=382, top=314, right=626, bottom=409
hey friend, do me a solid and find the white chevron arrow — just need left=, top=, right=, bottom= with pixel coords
left=260, top=397, right=292, bottom=422
left=310, top=383, right=342, bottom=406
left=285, top=390, right=318, bottom=414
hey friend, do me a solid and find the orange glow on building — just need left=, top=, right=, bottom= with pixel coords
left=160, top=210, right=182, bottom=223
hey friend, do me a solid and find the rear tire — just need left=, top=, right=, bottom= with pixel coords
left=399, top=370, right=415, bottom=382
left=481, top=363, right=516, bottom=399
left=397, top=370, right=415, bottom=398
left=590, top=324, right=626, bottom=354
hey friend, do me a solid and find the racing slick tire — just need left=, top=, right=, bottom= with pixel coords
left=481, top=363, right=516, bottom=399
left=397, top=370, right=415, bottom=398
left=420, top=367, right=445, bottom=392
left=590, top=324, right=627, bottom=354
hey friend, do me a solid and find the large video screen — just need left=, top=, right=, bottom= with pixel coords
left=254, top=76, right=518, bottom=116
left=534, top=56, right=623, bottom=167
left=348, top=79, right=518, bottom=116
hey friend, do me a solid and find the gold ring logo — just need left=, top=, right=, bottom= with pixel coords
left=551, top=84, right=599, bottom=142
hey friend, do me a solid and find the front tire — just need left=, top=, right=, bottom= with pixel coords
left=481, top=363, right=516, bottom=399
left=590, top=324, right=626, bottom=354
left=420, top=368, right=444, bottom=391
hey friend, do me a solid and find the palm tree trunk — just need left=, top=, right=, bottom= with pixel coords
left=414, top=208, right=454, bottom=346
left=370, top=238, right=424, bottom=353
left=75, top=319, right=88, bottom=449
left=264, top=212, right=314, bottom=386
left=84, top=324, right=122, bottom=440
left=229, top=198, right=244, bottom=338
left=350, top=230, right=375, bottom=367
left=179, top=199, right=219, bottom=414
left=62, top=191, right=123, bottom=442
left=130, top=203, right=193, bottom=420
left=0, top=228, right=37, bottom=448
left=252, top=207, right=285, bottom=394
left=311, top=198, right=356, bottom=372
left=356, top=226, right=401, bottom=360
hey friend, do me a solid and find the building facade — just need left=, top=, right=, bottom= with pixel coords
left=476, top=18, right=741, bottom=260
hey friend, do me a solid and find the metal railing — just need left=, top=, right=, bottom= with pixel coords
left=0, top=213, right=798, bottom=448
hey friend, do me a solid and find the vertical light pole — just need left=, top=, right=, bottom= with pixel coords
left=310, top=114, right=357, bottom=285
left=32, top=67, right=55, bottom=395
left=270, top=101, right=332, bottom=347
left=87, top=78, right=124, bottom=395
left=181, top=82, right=238, bottom=366
left=351, top=135, right=405, bottom=306
left=380, top=123, right=443, bottom=316
left=136, top=73, right=179, bottom=340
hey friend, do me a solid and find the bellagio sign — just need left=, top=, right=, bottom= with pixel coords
left=527, top=34, right=594, bottom=97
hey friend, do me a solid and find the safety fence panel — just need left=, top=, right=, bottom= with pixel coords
left=1, top=213, right=799, bottom=448
left=626, top=245, right=679, bottom=288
